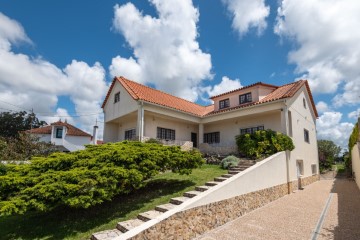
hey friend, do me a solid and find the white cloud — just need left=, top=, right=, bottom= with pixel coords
left=316, top=111, right=354, bottom=149
left=0, top=12, right=31, bottom=51
left=222, top=0, right=270, bottom=37
left=110, top=0, right=212, bottom=102
left=0, top=13, right=106, bottom=138
left=205, top=76, right=242, bottom=97
left=315, top=101, right=329, bottom=114
left=275, top=0, right=360, bottom=108
left=348, top=109, right=360, bottom=120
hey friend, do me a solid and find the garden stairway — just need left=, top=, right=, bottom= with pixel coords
left=91, top=160, right=256, bottom=240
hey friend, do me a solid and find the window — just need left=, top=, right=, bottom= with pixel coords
left=239, top=92, right=252, bottom=104
left=240, top=125, right=264, bottom=135
left=56, top=128, right=63, bottom=138
left=204, top=132, right=220, bottom=144
left=304, top=129, right=310, bottom=143
left=114, top=92, right=120, bottom=103
left=303, top=98, right=306, bottom=109
left=219, top=98, right=230, bottom=109
left=157, top=127, right=175, bottom=140
left=125, top=129, right=136, bottom=140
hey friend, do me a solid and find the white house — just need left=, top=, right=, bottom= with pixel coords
left=102, top=76, right=319, bottom=186
left=28, top=120, right=93, bottom=152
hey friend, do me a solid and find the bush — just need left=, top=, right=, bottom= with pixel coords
left=236, top=129, right=294, bottom=159
left=145, top=138, right=162, bottom=144
left=0, top=141, right=204, bottom=216
left=220, top=155, right=240, bottom=169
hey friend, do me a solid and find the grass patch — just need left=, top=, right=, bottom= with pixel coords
left=334, top=163, right=345, bottom=173
left=0, top=164, right=226, bottom=240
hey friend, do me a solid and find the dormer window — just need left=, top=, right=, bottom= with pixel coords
left=239, top=92, right=252, bottom=104
left=219, top=99, right=230, bottom=109
left=114, top=92, right=120, bottom=103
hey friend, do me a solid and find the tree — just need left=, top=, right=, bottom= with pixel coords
left=0, top=111, right=46, bottom=138
left=318, top=140, right=341, bottom=171
left=0, top=133, right=58, bottom=161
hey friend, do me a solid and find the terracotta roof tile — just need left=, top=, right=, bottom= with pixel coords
left=28, top=121, right=91, bottom=137
left=102, top=77, right=318, bottom=118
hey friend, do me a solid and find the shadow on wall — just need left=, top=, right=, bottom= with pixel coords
left=319, top=173, right=360, bottom=239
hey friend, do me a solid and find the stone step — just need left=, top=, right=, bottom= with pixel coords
left=137, top=210, right=163, bottom=222
left=91, top=229, right=123, bottom=240
left=170, top=196, right=191, bottom=205
left=228, top=170, right=241, bottom=174
left=155, top=203, right=178, bottom=212
left=230, top=166, right=248, bottom=170
left=183, top=190, right=202, bottom=198
left=205, top=181, right=219, bottom=186
left=195, top=185, right=211, bottom=192
left=116, top=219, right=144, bottom=232
left=221, top=174, right=233, bottom=178
left=214, top=177, right=228, bottom=182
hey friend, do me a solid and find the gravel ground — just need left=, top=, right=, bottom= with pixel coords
left=195, top=177, right=360, bottom=240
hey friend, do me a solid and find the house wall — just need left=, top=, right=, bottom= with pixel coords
left=104, top=122, right=119, bottom=142
left=65, top=135, right=91, bottom=147
left=38, top=134, right=51, bottom=142
left=212, top=85, right=277, bottom=111
left=203, top=111, right=282, bottom=147
left=117, top=116, right=137, bottom=141
left=103, top=81, right=138, bottom=122
left=143, top=113, right=198, bottom=141
left=351, top=143, right=360, bottom=190
left=286, top=86, right=319, bottom=181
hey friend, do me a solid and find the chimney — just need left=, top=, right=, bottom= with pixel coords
left=92, top=125, right=98, bottom=145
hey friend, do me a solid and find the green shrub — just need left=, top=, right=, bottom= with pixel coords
left=236, top=129, right=295, bottom=159
left=0, top=141, right=204, bottom=216
left=220, top=155, right=240, bottom=169
left=145, top=138, right=162, bottom=144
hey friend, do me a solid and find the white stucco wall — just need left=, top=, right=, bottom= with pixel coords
left=104, top=122, right=119, bottom=142
left=38, top=134, right=51, bottom=142
left=286, top=86, right=319, bottom=180
left=143, top=113, right=198, bottom=141
left=65, top=135, right=91, bottom=147
left=184, top=151, right=287, bottom=209
left=351, top=143, right=360, bottom=190
left=212, top=85, right=277, bottom=111
left=203, top=111, right=282, bottom=146
left=103, top=81, right=138, bottom=123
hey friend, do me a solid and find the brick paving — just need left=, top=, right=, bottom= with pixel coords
left=195, top=174, right=360, bottom=240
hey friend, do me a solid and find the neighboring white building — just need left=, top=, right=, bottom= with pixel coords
left=102, top=76, right=319, bottom=184
left=28, top=120, right=92, bottom=152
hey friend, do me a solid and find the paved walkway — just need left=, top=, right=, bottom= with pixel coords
left=195, top=175, right=360, bottom=240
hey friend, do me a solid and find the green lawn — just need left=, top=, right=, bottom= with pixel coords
left=0, top=164, right=226, bottom=240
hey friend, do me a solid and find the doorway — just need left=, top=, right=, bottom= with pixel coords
left=191, top=132, right=197, bottom=148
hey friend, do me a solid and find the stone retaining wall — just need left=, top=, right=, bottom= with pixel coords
left=130, top=183, right=289, bottom=240
left=290, top=174, right=320, bottom=192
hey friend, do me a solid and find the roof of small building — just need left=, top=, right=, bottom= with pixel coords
left=27, top=120, right=92, bottom=137
left=102, top=76, right=318, bottom=118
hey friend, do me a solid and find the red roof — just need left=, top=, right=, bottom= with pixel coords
left=102, top=76, right=318, bottom=118
left=28, top=121, right=92, bottom=137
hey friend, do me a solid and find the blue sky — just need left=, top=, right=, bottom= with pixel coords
left=0, top=0, right=359, bottom=149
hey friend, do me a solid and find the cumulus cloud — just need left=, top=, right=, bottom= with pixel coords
left=348, top=109, right=360, bottom=120
left=222, top=0, right=270, bottom=37
left=275, top=0, right=360, bottom=107
left=110, top=0, right=212, bottom=101
left=205, top=76, right=242, bottom=97
left=316, top=112, right=354, bottom=149
left=315, top=101, right=329, bottom=114
left=0, top=13, right=106, bottom=137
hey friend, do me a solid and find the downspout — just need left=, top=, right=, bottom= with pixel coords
left=283, top=101, right=291, bottom=194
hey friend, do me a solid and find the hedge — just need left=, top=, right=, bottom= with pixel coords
left=0, top=141, right=204, bottom=216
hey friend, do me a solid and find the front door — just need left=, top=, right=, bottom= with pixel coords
left=191, top=132, right=197, bottom=148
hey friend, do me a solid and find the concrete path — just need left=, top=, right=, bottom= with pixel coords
left=195, top=176, right=360, bottom=240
